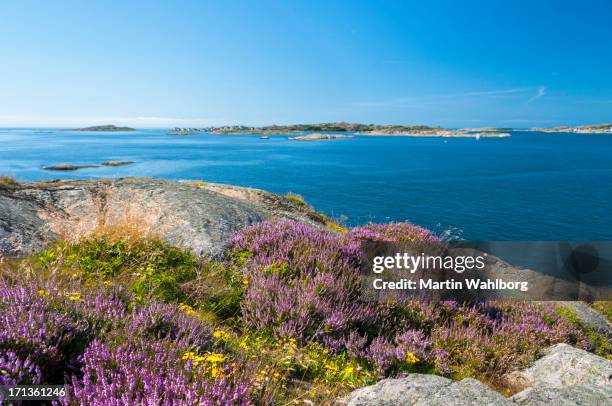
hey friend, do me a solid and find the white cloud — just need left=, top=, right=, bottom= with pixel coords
left=527, top=86, right=546, bottom=103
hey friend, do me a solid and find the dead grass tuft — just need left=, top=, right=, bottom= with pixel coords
left=56, top=205, right=166, bottom=247
left=0, top=175, right=19, bottom=188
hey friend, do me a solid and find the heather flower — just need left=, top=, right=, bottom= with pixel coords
left=126, top=302, right=213, bottom=350
left=0, top=349, right=42, bottom=385
left=66, top=339, right=250, bottom=405
left=0, top=280, right=94, bottom=383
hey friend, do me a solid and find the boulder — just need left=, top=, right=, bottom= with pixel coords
left=0, top=177, right=324, bottom=258
left=503, top=343, right=612, bottom=391
left=511, top=384, right=612, bottom=405
left=342, top=374, right=512, bottom=406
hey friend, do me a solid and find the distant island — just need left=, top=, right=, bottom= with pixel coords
left=69, top=124, right=136, bottom=132
left=43, top=161, right=134, bottom=171
left=529, top=124, right=612, bottom=134
left=201, top=122, right=511, bottom=138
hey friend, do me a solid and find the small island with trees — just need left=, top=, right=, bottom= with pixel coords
left=69, top=124, right=136, bottom=132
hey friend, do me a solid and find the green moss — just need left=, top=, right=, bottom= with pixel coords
left=326, top=220, right=347, bottom=234
left=592, top=301, right=612, bottom=322
left=555, top=304, right=611, bottom=359
left=190, top=180, right=209, bottom=188
left=285, top=192, right=307, bottom=206
left=554, top=305, right=582, bottom=326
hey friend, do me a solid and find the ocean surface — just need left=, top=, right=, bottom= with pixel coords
left=1, top=129, right=611, bottom=240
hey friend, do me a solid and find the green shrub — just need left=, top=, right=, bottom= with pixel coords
left=182, top=261, right=245, bottom=321
left=592, top=301, right=612, bottom=322
left=32, top=239, right=199, bottom=303
left=555, top=304, right=611, bottom=359
left=285, top=192, right=307, bottom=206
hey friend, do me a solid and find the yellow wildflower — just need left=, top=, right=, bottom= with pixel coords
left=178, top=303, right=196, bottom=315
left=205, top=353, right=226, bottom=363
left=64, top=292, right=81, bottom=301
left=341, top=366, right=355, bottom=377
left=405, top=352, right=419, bottom=365
left=209, top=365, right=223, bottom=378
left=37, top=289, right=47, bottom=296
left=213, top=329, right=230, bottom=341
left=182, top=351, right=197, bottom=361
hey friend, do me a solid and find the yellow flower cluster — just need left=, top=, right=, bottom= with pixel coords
left=181, top=351, right=227, bottom=378
left=232, top=334, right=373, bottom=392
left=213, top=329, right=231, bottom=341
left=178, top=303, right=196, bottom=315
left=37, top=288, right=82, bottom=301
left=58, top=291, right=82, bottom=301
left=405, top=352, right=419, bottom=365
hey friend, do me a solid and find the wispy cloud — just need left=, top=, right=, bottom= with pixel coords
left=527, top=86, right=546, bottom=103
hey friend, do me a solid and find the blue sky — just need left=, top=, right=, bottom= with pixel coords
left=0, top=0, right=611, bottom=128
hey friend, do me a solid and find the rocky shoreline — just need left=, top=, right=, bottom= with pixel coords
left=529, top=124, right=612, bottom=134
left=356, top=130, right=511, bottom=137
left=0, top=177, right=325, bottom=258
left=288, top=133, right=354, bottom=141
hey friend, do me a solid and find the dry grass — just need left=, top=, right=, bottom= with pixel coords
left=0, top=175, right=19, bottom=188
left=88, top=212, right=162, bottom=246
left=55, top=205, right=165, bottom=248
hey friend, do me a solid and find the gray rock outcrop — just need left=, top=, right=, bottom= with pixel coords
left=507, top=343, right=612, bottom=404
left=342, top=374, right=512, bottom=406
left=0, top=177, right=325, bottom=258
left=511, top=384, right=611, bottom=405
left=343, top=344, right=612, bottom=405
left=503, top=343, right=612, bottom=391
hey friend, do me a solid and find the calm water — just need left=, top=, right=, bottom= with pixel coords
left=1, top=129, right=611, bottom=240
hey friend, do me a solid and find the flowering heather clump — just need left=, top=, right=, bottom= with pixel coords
left=230, top=221, right=378, bottom=350
left=0, top=281, right=95, bottom=383
left=0, top=349, right=42, bottom=385
left=230, top=220, right=362, bottom=274
left=67, top=339, right=251, bottom=406
left=126, top=302, right=213, bottom=349
left=348, top=222, right=439, bottom=243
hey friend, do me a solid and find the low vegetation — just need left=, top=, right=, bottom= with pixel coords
left=1, top=220, right=609, bottom=404
left=285, top=192, right=307, bottom=206
left=0, top=175, right=19, bottom=188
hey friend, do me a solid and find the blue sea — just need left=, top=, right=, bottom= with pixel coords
left=1, top=129, right=611, bottom=240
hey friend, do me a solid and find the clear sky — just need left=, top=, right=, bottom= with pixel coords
left=1, top=0, right=611, bottom=128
